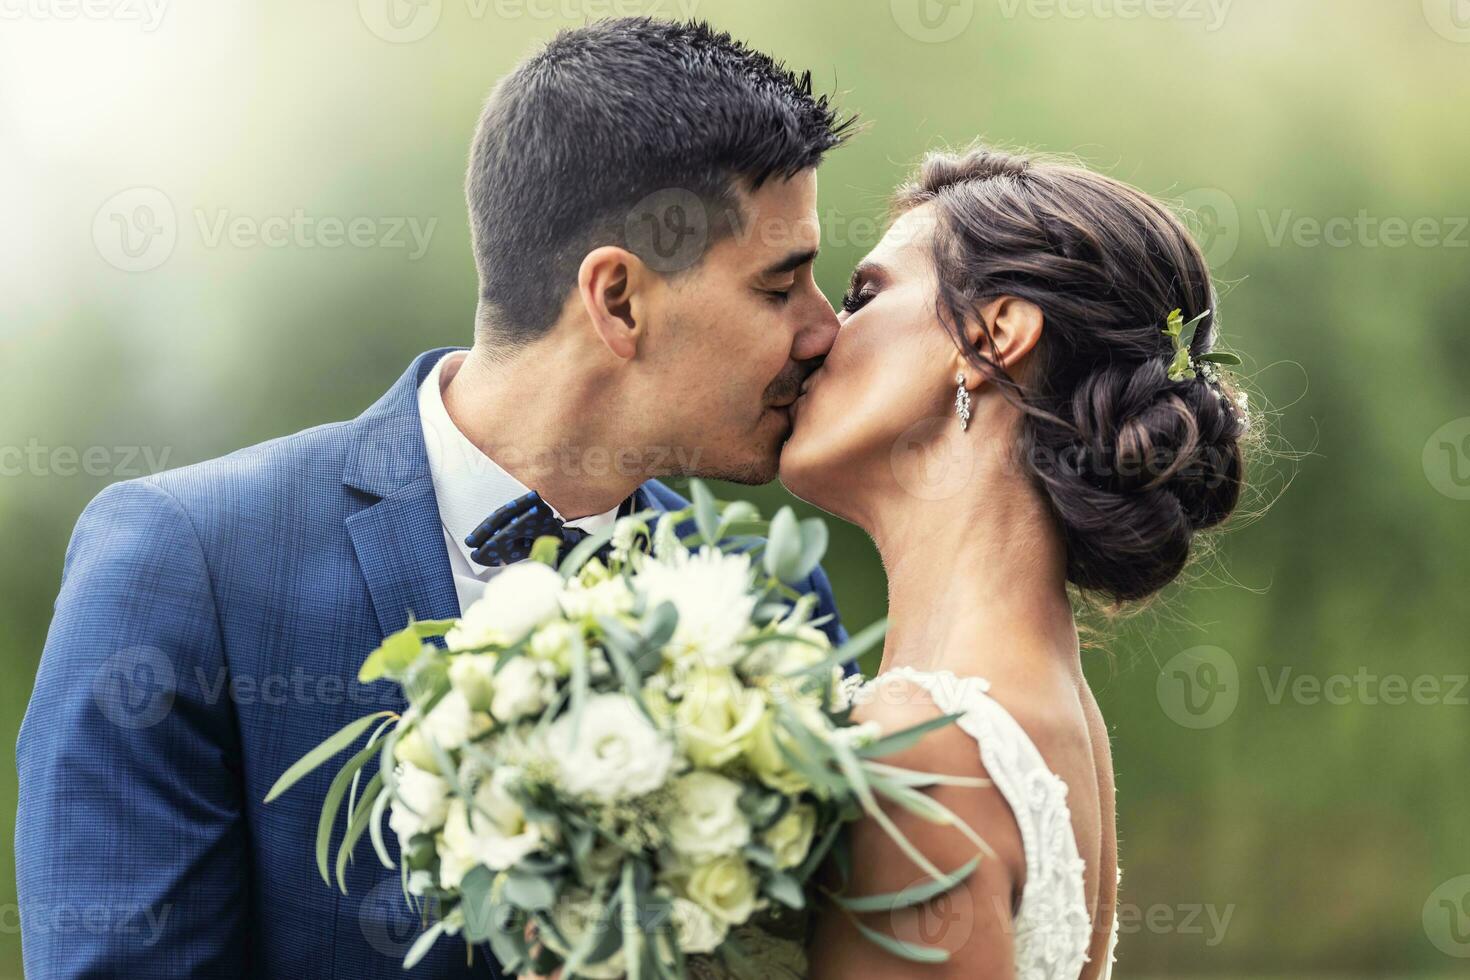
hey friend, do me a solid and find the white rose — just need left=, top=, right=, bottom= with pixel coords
left=673, top=667, right=765, bottom=768
left=446, top=561, right=565, bottom=651
left=667, top=772, right=751, bottom=861
left=683, top=856, right=759, bottom=926
left=489, top=655, right=555, bottom=723
left=421, top=689, right=491, bottom=751
left=448, top=653, right=497, bottom=711
left=388, top=763, right=450, bottom=844
left=438, top=768, right=543, bottom=889
left=670, top=896, right=728, bottom=954
left=762, top=803, right=817, bottom=870
left=634, top=547, right=755, bottom=667
left=546, top=692, right=675, bottom=801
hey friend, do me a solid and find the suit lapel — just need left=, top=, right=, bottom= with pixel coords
left=342, top=351, right=462, bottom=637
left=345, top=477, right=461, bottom=636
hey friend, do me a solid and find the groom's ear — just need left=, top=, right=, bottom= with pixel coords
left=962, top=296, right=1044, bottom=388
left=578, top=246, right=650, bottom=360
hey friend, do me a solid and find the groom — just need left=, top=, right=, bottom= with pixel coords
left=15, top=18, right=853, bottom=979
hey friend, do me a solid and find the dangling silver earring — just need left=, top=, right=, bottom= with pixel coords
left=954, top=372, right=972, bottom=431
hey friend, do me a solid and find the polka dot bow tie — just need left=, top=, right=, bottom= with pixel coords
left=465, top=490, right=624, bottom=568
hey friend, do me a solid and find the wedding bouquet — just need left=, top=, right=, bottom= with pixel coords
left=267, top=481, right=987, bottom=978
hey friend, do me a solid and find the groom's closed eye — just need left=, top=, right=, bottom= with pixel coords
left=755, top=247, right=820, bottom=304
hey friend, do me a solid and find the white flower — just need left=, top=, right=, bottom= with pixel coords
left=438, top=768, right=543, bottom=889
left=489, top=656, right=555, bottom=723
left=420, top=689, right=491, bottom=751
left=448, top=653, right=497, bottom=711
left=763, top=803, right=817, bottom=870
left=683, top=856, right=759, bottom=926
left=528, top=620, right=581, bottom=673
left=388, top=763, right=450, bottom=844
left=670, top=896, right=728, bottom=954
left=673, top=667, right=765, bottom=768
left=635, top=547, right=755, bottom=667
left=560, top=574, right=634, bottom=622
left=446, top=561, right=565, bottom=651
left=609, top=516, right=648, bottom=566
left=667, top=772, right=751, bottom=861
left=545, top=692, right=675, bottom=801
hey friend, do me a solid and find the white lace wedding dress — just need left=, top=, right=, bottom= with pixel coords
left=842, top=667, right=1119, bottom=980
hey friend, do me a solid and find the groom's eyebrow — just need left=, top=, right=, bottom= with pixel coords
left=758, top=248, right=819, bottom=279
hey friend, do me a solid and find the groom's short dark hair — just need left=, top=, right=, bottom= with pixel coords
left=465, top=17, right=854, bottom=348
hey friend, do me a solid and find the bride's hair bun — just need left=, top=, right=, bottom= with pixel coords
left=894, top=145, right=1248, bottom=603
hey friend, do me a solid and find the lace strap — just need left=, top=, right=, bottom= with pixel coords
left=852, top=667, right=1094, bottom=980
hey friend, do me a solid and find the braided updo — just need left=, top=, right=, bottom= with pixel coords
left=894, top=147, right=1247, bottom=603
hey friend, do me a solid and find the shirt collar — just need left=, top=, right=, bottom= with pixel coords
left=417, top=352, right=622, bottom=567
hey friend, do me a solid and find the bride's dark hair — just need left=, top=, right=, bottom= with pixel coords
left=894, top=146, right=1247, bottom=603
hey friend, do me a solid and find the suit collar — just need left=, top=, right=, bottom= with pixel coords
left=342, top=349, right=672, bottom=638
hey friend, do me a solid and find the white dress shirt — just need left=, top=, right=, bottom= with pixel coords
left=418, top=351, right=621, bottom=614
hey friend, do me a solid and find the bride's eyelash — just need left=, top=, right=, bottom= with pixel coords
left=841, top=286, right=874, bottom=314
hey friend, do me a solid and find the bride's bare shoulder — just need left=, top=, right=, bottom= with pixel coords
left=847, top=673, right=1029, bottom=888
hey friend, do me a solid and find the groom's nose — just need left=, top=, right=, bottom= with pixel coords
left=791, top=292, right=841, bottom=362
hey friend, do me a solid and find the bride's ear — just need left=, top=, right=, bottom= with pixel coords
left=958, top=296, right=1044, bottom=389
left=578, top=246, right=648, bottom=360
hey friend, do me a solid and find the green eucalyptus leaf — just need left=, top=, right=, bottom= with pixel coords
left=789, top=517, right=829, bottom=583
left=460, top=865, right=499, bottom=942
left=315, top=735, right=386, bottom=886
left=402, top=920, right=448, bottom=970
left=358, top=628, right=422, bottom=683
left=763, top=507, right=802, bottom=581
left=503, top=869, right=558, bottom=911
left=410, top=618, right=458, bottom=639
left=848, top=916, right=950, bottom=963
left=764, top=871, right=806, bottom=909
left=335, top=771, right=384, bottom=891
left=690, top=479, right=719, bottom=545
left=836, top=854, right=980, bottom=913
left=264, top=710, right=394, bottom=803
left=530, top=534, right=563, bottom=567
left=855, top=711, right=966, bottom=759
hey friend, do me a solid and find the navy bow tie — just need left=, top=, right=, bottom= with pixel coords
left=465, top=490, right=631, bottom=567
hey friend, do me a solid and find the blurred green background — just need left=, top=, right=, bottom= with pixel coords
left=3, top=0, right=1468, bottom=976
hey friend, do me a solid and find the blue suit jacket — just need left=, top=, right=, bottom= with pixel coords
left=15, top=349, right=848, bottom=979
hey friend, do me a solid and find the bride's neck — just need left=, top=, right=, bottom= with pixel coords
left=867, top=448, right=1079, bottom=676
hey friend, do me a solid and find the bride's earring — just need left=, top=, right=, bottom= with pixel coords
left=954, top=372, right=972, bottom=431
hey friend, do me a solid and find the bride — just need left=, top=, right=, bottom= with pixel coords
left=780, top=146, right=1248, bottom=979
